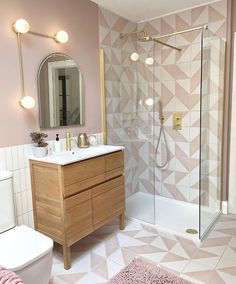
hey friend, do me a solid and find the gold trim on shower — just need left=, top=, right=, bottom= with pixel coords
left=119, top=29, right=147, bottom=39
left=154, top=38, right=181, bottom=51
left=154, top=25, right=208, bottom=40
left=120, top=25, right=208, bottom=51
left=140, top=36, right=181, bottom=51
left=100, top=48, right=107, bottom=145
left=220, top=40, right=227, bottom=205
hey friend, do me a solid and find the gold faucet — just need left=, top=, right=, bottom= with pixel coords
left=66, top=132, right=72, bottom=151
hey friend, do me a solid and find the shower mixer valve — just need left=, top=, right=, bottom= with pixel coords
left=173, top=112, right=182, bottom=130
left=159, top=115, right=165, bottom=122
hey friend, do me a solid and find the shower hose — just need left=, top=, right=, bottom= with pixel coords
left=155, top=116, right=170, bottom=168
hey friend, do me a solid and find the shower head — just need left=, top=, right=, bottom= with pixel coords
left=138, top=36, right=153, bottom=42
left=119, top=29, right=147, bottom=39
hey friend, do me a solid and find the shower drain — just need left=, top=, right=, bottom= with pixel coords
left=186, top=228, right=198, bottom=234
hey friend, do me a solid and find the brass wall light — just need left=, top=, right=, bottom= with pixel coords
left=12, top=18, right=69, bottom=109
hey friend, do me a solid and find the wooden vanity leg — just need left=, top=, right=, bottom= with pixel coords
left=63, top=245, right=71, bottom=270
left=119, top=212, right=125, bottom=230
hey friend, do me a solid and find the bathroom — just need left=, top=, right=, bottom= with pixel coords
left=1, top=0, right=236, bottom=283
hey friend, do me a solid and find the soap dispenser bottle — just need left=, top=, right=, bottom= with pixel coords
left=54, top=134, right=61, bottom=153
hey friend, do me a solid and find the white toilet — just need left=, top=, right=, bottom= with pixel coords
left=0, top=170, right=53, bottom=284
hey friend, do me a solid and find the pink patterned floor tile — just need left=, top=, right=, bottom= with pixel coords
left=159, top=259, right=190, bottom=273
left=51, top=215, right=236, bottom=284
left=196, top=245, right=227, bottom=258
left=222, top=246, right=236, bottom=262
left=180, top=273, right=207, bottom=284
left=150, top=235, right=177, bottom=251
left=107, top=247, right=139, bottom=266
left=170, top=239, right=199, bottom=259
left=182, top=260, right=214, bottom=283
left=216, top=256, right=236, bottom=274
left=50, top=273, right=87, bottom=284
left=191, top=247, right=222, bottom=269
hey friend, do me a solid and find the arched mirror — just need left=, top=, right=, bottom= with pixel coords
left=38, top=53, right=84, bottom=128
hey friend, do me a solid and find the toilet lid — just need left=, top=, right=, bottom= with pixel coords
left=0, top=225, right=53, bottom=271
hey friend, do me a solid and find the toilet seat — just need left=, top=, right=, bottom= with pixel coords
left=0, top=225, right=53, bottom=271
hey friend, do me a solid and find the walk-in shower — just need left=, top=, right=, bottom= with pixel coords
left=102, top=25, right=225, bottom=240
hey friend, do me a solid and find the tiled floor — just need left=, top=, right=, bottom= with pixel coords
left=50, top=214, right=236, bottom=284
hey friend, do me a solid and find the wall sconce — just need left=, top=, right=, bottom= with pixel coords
left=54, top=31, right=69, bottom=43
left=13, top=19, right=30, bottom=34
left=12, top=18, right=69, bottom=109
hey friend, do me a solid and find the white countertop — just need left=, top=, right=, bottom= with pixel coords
left=29, top=144, right=125, bottom=165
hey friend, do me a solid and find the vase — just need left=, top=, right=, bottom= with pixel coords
left=33, top=146, right=48, bottom=158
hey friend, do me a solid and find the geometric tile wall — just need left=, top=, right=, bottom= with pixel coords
left=99, top=7, right=139, bottom=198
left=0, top=132, right=103, bottom=228
left=99, top=0, right=226, bottom=207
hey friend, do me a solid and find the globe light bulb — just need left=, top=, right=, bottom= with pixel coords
left=145, top=98, right=154, bottom=106
left=145, top=57, right=154, bottom=65
left=13, top=19, right=30, bottom=34
left=130, top=52, right=139, bottom=62
left=20, top=96, right=35, bottom=109
left=54, top=31, right=69, bottom=43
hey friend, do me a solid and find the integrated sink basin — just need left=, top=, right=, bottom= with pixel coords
left=30, top=144, right=124, bottom=165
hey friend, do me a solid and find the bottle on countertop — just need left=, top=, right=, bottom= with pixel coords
left=54, top=134, right=61, bottom=153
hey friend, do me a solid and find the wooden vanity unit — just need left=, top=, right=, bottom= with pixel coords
left=29, top=149, right=125, bottom=269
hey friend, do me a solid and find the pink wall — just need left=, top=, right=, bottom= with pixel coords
left=0, top=0, right=101, bottom=147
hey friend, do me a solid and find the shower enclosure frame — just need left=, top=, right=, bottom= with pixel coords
left=101, top=25, right=225, bottom=240
left=198, top=28, right=226, bottom=239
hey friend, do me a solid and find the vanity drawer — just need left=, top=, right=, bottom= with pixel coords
left=92, top=184, right=125, bottom=229
left=92, top=176, right=124, bottom=197
left=64, top=190, right=93, bottom=246
left=105, top=151, right=124, bottom=180
left=65, top=189, right=91, bottom=208
left=63, top=156, right=106, bottom=197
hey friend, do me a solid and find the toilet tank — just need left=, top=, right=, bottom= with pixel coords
left=0, top=170, right=16, bottom=233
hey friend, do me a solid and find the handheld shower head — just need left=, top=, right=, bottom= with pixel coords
left=158, top=100, right=164, bottom=122
left=155, top=99, right=169, bottom=168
